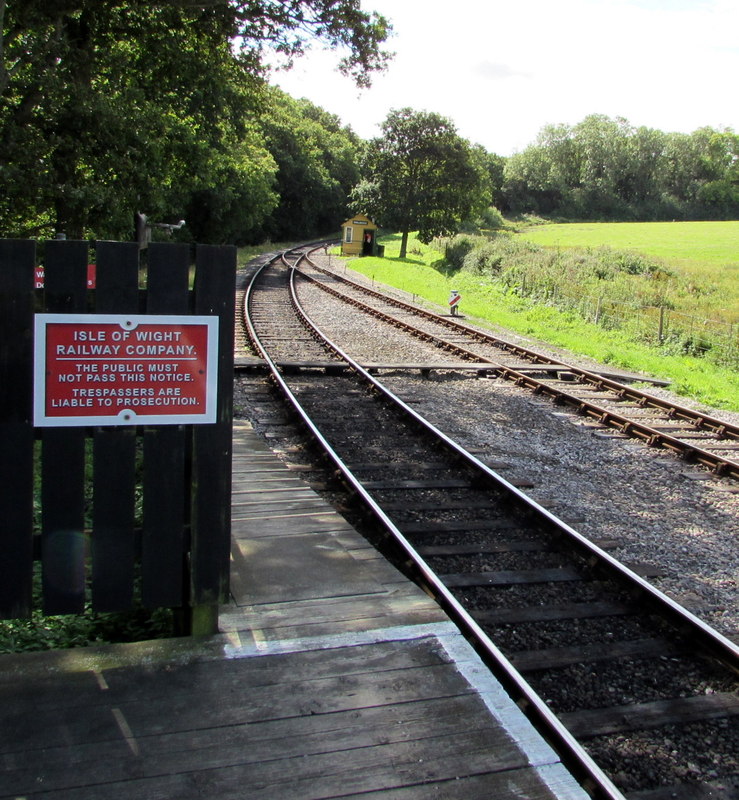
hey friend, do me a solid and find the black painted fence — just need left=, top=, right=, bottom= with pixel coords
left=0, top=239, right=235, bottom=628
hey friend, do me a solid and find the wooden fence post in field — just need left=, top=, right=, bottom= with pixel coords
left=0, top=239, right=235, bottom=635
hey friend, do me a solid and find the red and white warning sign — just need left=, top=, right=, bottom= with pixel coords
left=34, top=314, right=219, bottom=427
left=35, top=264, right=97, bottom=289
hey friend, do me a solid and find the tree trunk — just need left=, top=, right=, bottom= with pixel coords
left=399, top=229, right=409, bottom=259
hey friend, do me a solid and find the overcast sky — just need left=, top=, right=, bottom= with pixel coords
left=271, top=0, right=738, bottom=156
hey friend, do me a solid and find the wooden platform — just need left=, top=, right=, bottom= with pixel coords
left=0, top=421, right=590, bottom=799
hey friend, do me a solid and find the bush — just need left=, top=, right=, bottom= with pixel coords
left=478, top=206, right=506, bottom=230
left=441, top=234, right=486, bottom=271
left=462, top=241, right=505, bottom=275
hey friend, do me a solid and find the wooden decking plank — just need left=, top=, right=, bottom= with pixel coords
left=4, top=732, right=552, bottom=800
left=2, top=657, right=481, bottom=754
left=231, top=531, right=385, bottom=604
left=232, top=500, right=334, bottom=516
left=221, top=604, right=447, bottom=641
left=181, top=735, right=530, bottom=800
left=231, top=487, right=320, bottom=502
left=232, top=515, right=356, bottom=539
left=107, top=637, right=460, bottom=696
left=351, top=764, right=583, bottom=799
left=232, top=475, right=310, bottom=489
left=0, top=694, right=527, bottom=796
left=232, top=508, right=350, bottom=524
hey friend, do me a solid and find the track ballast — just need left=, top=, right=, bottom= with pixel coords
left=237, top=246, right=739, bottom=800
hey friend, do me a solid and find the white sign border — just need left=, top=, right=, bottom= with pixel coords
left=34, top=313, right=219, bottom=427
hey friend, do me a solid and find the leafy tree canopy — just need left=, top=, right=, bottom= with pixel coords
left=0, top=0, right=391, bottom=239
left=350, top=108, right=491, bottom=258
left=502, top=114, right=739, bottom=221
left=257, top=88, right=362, bottom=242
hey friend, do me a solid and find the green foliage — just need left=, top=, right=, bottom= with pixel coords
left=520, top=221, right=739, bottom=322
left=502, top=114, right=739, bottom=221
left=256, top=89, right=362, bottom=242
left=0, top=1, right=391, bottom=241
left=343, top=232, right=739, bottom=411
left=438, top=234, right=486, bottom=271
left=350, top=108, right=491, bottom=258
left=461, top=240, right=507, bottom=275
left=0, top=564, right=174, bottom=654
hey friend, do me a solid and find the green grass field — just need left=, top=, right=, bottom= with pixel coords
left=340, top=232, right=739, bottom=411
left=519, top=221, right=739, bottom=321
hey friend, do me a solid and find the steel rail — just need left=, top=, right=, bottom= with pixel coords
left=290, top=253, right=739, bottom=673
left=245, top=249, right=629, bottom=800
left=245, top=247, right=739, bottom=800
left=300, top=257, right=739, bottom=479
left=308, top=252, right=739, bottom=438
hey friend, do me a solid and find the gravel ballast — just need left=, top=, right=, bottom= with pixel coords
left=289, top=256, right=739, bottom=640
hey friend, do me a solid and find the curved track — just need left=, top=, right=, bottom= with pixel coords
left=295, top=252, right=739, bottom=481
left=239, top=246, right=739, bottom=800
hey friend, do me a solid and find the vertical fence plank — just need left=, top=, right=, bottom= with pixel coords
left=190, top=244, right=236, bottom=619
left=91, top=241, right=140, bottom=612
left=41, top=240, right=89, bottom=615
left=4, top=237, right=235, bottom=624
left=142, top=243, right=190, bottom=608
left=0, top=240, right=36, bottom=618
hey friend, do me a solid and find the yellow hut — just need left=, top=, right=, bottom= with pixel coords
left=340, top=215, right=378, bottom=257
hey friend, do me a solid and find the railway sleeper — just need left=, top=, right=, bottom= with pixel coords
left=560, top=691, right=739, bottom=739
left=473, top=599, right=639, bottom=626
left=510, top=636, right=684, bottom=672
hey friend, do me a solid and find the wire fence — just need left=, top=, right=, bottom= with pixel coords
left=519, top=281, right=739, bottom=368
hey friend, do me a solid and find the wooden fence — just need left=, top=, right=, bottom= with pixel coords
left=0, top=239, right=235, bottom=633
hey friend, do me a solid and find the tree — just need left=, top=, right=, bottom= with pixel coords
left=257, top=89, right=362, bottom=242
left=0, top=0, right=391, bottom=239
left=502, top=115, right=739, bottom=220
left=350, top=108, right=489, bottom=258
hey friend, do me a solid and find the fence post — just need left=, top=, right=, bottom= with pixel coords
left=90, top=241, right=140, bottom=613
left=141, top=243, right=191, bottom=609
left=189, top=244, right=236, bottom=635
left=41, top=240, right=90, bottom=615
left=0, top=240, right=36, bottom=618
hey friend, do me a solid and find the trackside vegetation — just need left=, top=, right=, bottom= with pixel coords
left=519, top=221, right=739, bottom=322
left=0, top=569, right=174, bottom=653
left=342, top=228, right=739, bottom=412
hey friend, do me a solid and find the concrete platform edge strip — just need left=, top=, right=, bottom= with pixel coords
left=436, top=632, right=591, bottom=799
left=221, top=620, right=590, bottom=799
left=221, top=621, right=459, bottom=659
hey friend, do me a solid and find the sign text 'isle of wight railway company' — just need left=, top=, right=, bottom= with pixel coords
left=34, top=314, right=218, bottom=427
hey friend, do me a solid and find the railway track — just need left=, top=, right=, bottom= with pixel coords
left=238, top=246, right=739, bottom=800
left=292, top=251, right=739, bottom=482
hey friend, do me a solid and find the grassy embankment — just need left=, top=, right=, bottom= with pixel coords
left=340, top=224, right=739, bottom=412
left=521, top=221, right=739, bottom=322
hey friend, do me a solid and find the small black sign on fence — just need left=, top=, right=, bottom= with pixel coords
left=0, top=239, right=236, bottom=634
